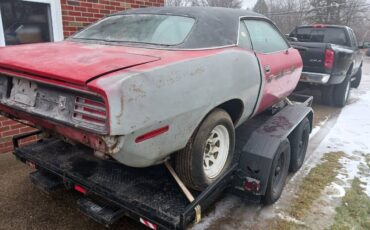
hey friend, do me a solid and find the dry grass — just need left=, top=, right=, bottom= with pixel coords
left=289, top=152, right=345, bottom=219
left=330, top=178, right=370, bottom=230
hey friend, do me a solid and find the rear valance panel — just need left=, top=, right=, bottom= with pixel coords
left=0, top=75, right=108, bottom=134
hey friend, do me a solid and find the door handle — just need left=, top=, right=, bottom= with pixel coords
left=264, top=65, right=271, bottom=73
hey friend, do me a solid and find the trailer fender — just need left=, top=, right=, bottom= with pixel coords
left=237, top=105, right=313, bottom=195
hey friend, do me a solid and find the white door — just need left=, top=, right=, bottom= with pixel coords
left=0, top=0, right=63, bottom=46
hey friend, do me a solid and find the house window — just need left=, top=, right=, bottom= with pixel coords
left=0, top=0, right=63, bottom=46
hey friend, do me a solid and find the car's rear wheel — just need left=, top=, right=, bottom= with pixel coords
left=351, top=67, right=362, bottom=89
left=175, top=109, right=236, bottom=191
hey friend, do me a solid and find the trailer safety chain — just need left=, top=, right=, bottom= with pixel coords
left=164, top=161, right=202, bottom=224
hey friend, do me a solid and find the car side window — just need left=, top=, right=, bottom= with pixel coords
left=238, top=21, right=252, bottom=50
left=243, top=20, right=289, bottom=53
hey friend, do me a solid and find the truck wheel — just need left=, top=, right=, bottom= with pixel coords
left=321, top=86, right=334, bottom=106
left=351, top=67, right=362, bottom=89
left=333, top=75, right=351, bottom=107
left=262, top=138, right=291, bottom=205
left=289, top=118, right=310, bottom=173
left=175, top=109, right=236, bottom=191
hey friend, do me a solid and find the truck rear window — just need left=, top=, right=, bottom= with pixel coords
left=292, top=27, right=349, bottom=46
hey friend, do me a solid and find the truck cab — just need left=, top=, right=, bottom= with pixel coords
left=289, top=25, right=364, bottom=107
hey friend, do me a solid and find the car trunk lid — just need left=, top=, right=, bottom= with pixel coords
left=0, top=41, right=160, bottom=85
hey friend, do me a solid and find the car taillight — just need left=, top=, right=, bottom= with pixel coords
left=324, top=49, right=335, bottom=70
left=73, top=97, right=107, bottom=127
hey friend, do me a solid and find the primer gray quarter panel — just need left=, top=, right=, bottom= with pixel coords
left=96, top=49, right=261, bottom=167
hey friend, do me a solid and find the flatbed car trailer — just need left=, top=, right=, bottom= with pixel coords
left=12, top=94, right=313, bottom=230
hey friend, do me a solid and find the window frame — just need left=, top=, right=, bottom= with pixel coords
left=237, top=19, right=253, bottom=50
left=240, top=17, right=291, bottom=54
left=0, top=0, right=63, bottom=46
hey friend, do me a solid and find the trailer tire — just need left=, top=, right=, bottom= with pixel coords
left=263, top=138, right=291, bottom=205
left=351, top=67, right=362, bottom=89
left=175, top=109, right=236, bottom=191
left=289, top=118, right=310, bottom=173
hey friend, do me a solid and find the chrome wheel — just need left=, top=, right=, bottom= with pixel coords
left=203, top=125, right=230, bottom=179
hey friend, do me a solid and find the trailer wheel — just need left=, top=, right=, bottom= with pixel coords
left=263, top=138, right=291, bottom=205
left=351, top=67, right=362, bottom=89
left=175, top=109, right=236, bottom=191
left=289, top=118, right=310, bottom=173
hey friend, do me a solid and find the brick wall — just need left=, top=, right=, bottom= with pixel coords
left=0, top=117, right=37, bottom=153
left=0, top=0, right=164, bottom=153
left=61, top=0, right=165, bottom=37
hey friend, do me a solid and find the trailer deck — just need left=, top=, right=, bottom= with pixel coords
left=14, top=137, right=235, bottom=229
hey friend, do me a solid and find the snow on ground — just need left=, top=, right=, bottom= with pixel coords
left=194, top=73, right=370, bottom=229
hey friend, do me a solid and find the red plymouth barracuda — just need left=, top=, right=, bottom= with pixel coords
left=0, top=7, right=302, bottom=190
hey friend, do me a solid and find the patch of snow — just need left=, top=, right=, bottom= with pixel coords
left=191, top=196, right=239, bottom=230
left=277, top=213, right=306, bottom=226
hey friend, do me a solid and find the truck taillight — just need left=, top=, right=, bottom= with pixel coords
left=324, top=49, right=335, bottom=70
left=73, top=97, right=107, bottom=127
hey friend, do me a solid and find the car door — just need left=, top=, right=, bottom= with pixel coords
left=242, top=19, right=303, bottom=114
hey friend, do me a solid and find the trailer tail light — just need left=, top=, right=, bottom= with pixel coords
left=324, top=49, right=335, bottom=70
left=140, top=218, right=157, bottom=230
left=73, top=97, right=107, bottom=127
left=244, top=178, right=260, bottom=193
left=74, top=185, right=87, bottom=194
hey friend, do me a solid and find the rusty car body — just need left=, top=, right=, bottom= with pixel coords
left=0, top=7, right=302, bottom=180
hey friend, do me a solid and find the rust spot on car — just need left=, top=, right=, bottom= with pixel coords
left=115, top=96, right=125, bottom=123
left=190, top=67, right=205, bottom=76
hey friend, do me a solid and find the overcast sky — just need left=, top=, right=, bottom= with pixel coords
left=242, top=0, right=257, bottom=9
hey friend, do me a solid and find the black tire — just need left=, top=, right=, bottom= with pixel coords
left=289, top=118, right=310, bottom=173
left=175, top=109, right=236, bottom=191
left=351, top=67, right=362, bottom=89
left=333, top=74, right=351, bottom=107
left=321, top=85, right=334, bottom=106
left=263, top=138, right=291, bottom=205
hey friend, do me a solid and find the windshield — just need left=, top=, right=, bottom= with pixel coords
left=292, top=27, right=349, bottom=46
left=73, top=14, right=195, bottom=46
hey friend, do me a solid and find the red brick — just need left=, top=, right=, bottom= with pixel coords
left=1, top=129, right=20, bottom=138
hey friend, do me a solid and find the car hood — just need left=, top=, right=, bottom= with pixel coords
left=0, top=41, right=160, bottom=85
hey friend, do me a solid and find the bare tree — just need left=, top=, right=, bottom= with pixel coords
left=253, top=0, right=269, bottom=15
left=166, top=0, right=186, bottom=6
left=207, top=0, right=243, bottom=8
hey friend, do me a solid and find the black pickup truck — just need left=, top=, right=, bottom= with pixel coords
left=289, top=25, right=369, bottom=107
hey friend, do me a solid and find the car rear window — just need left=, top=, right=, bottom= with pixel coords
left=73, top=14, right=195, bottom=46
left=292, top=27, right=349, bottom=46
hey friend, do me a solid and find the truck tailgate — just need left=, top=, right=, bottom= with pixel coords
left=291, top=41, right=329, bottom=73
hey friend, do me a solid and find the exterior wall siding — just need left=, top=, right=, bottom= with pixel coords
left=0, top=0, right=164, bottom=153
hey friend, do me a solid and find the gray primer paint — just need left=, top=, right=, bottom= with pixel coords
left=95, top=49, right=261, bottom=167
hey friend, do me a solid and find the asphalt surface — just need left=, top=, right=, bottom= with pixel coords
left=0, top=58, right=369, bottom=230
